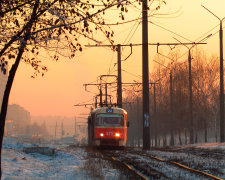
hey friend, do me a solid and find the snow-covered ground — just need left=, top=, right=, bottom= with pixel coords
left=2, top=138, right=86, bottom=179
left=1, top=138, right=129, bottom=180
left=2, top=138, right=225, bottom=179
left=147, top=143, right=225, bottom=179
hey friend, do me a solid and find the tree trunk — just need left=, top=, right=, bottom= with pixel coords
left=195, top=131, right=198, bottom=143
left=178, top=129, right=182, bottom=145
left=0, top=42, right=27, bottom=178
left=163, top=131, right=167, bottom=147
left=204, top=119, right=207, bottom=143
left=185, top=129, right=188, bottom=145
left=0, top=1, right=39, bottom=177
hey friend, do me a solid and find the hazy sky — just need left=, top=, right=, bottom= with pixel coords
left=8, top=0, right=225, bottom=118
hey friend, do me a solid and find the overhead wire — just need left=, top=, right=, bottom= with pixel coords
left=106, top=51, right=116, bottom=76
left=174, top=23, right=225, bottom=66
left=122, top=69, right=142, bottom=79
left=74, top=98, right=95, bottom=106
left=155, top=27, right=223, bottom=84
left=195, top=23, right=220, bottom=42
left=154, top=19, right=225, bottom=69
left=105, top=11, right=141, bottom=80
left=122, top=12, right=142, bottom=49
left=149, top=20, right=192, bottom=42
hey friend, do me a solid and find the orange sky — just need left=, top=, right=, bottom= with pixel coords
left=8, top=0, right=225, bottom=118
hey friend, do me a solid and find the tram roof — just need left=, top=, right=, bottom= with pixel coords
left=90, top=106, right=127, bottom=115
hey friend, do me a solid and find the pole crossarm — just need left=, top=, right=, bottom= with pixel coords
left=85, top=42, right=207, bottom=48
left=122, top=82, right=159, bottom=85
left=98, top=74, right=117, bottom=79
left=84, top=82, right=116, bottom=87
left=74, top=103, right=93, bottom=107
left=84, top=82, right=158, bottom=88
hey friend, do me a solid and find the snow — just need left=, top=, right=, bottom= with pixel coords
left=121, top=152, right=204, bottom=179
left=2, top=138, right=86, bottom=179
left=1, top=138, right=129, bottom=179
left=147, top=143, right=225, bottom=179
left=196, top=142, right=225, bottom=149
left=2, top=138, right=225, bottom=179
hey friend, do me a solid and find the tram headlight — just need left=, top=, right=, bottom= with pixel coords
left=115, top=133, right=120, bottom=137
left=100, top=133, right=104, bottom=137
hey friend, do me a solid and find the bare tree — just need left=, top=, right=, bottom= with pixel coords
left=1, top=0, right=163, bottom=176
left=147, top=49, right=220, bottom=146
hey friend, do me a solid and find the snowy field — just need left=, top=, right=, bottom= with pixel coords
left=2, top=137, right=225, bottom=179
left=148, top=143, right=225, bottom=179
left=2, top=138, right=130, bottom=180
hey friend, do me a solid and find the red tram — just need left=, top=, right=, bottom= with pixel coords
left=88, top=106, right=128, bottom=147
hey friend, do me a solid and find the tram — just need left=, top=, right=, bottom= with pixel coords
left=88, top=106, right=128, bottom=147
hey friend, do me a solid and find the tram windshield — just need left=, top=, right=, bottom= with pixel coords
left=95, top=114, right=124, bottom=127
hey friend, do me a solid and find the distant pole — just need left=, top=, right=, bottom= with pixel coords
left=100, top=89, right=103, bottom=107
left=117, top=44, right=122, bottom=108
left=188, top=50, right=194, bottom=144
left=153, top=84, right=157, bottom=146
left=55, top=121, right=57, bottom=140
left=61, top=121, right=64, bottom=138
left=142, top=0, right=150, bottom=149
left=170, top=71, right=174, bottom=146
left=219, top=20, right=224, bottom=142
left=105, top=83, right=107, bottom=105
left=74, top=117, right=76, bottom=136
left=137, top=96, right=140, bottom=148
left=202, top=5, right=225, bottom=142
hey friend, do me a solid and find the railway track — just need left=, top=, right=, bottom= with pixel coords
left=100, top=148, right=223, bottom=180
left=154, top=147, right=225, bottom=160
left=128, top=149, right=223, bottom=180
left=65, top=146, right=223, bottom=179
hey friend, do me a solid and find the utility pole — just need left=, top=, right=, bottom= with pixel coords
left=136, top=96, right=140, bottom=148
left=170, top=71, right=174, bottom=146
left=202, top=5, right=225, bottom=142
left=117, top=44, right=122, bottom=108
left=105, top=83, right=108, bottom=105
left=188, top=50, right=194, bottom=144
left=153, top=84, right=158, bottom=146
left=142, top=0, right=150, bottom=150
left=220, top=20, right=224, bottom=142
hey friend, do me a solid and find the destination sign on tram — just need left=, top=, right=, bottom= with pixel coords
left=106, top=108, right=113, bottom=113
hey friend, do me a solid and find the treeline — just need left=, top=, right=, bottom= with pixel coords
left=124, top=49, right=220, bottom=147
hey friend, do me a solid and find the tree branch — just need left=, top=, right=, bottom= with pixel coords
left=30, top=0, right=127, bottom=38
left=0, top=0, right=58, bottom=58
left=0, top=0, right=35, bottom=17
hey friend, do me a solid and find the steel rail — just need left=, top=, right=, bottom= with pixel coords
left=129, top=151, right=223, bottom=180
left=111, top=157, right=148, bottom=180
